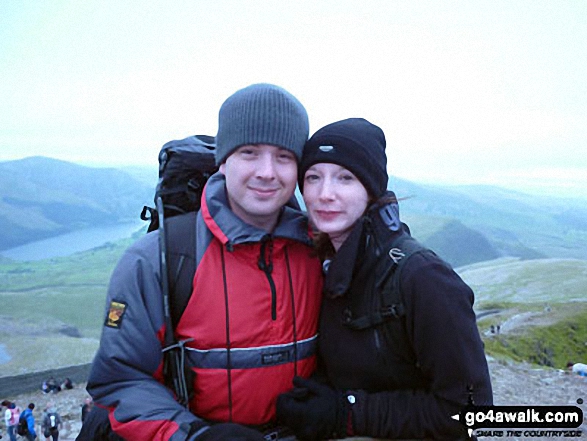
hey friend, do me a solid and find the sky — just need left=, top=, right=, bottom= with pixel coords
left=1, top=0, right=586, bottom=198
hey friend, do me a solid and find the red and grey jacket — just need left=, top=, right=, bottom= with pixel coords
left=87, top=172, right=323, bottom=440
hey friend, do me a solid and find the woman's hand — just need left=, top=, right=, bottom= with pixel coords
left=276, top=376, right=350, bottom=440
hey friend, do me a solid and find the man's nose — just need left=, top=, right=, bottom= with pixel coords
left=255, top=154, right=277, bottom=179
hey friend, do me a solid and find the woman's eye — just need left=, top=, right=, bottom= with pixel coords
left=305, top=174, right=319, bottom=182
left=340, top=173, right=354, bottom=181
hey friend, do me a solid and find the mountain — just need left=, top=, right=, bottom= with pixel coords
left=0, top=156, right=152, bottom=250
left=1, top=156, right=585, bottom=267
left=390, top=178, right=587, bottom=264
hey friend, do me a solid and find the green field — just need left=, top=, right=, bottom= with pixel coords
left=1, top=239, right=586, bottom=376
left=0, top=236, right=137, bottom=375
left=463, top=257, right=587, bottom=370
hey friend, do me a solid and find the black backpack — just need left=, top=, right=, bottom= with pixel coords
left=45, top=411, right=59, bottom=431
left=141, top=134, right=217, bottom=232
left=340, top=201, right=433, bottom=331
left=17, top=413, right=28, bottom=436
left=140, top=135, right=218, bottom=409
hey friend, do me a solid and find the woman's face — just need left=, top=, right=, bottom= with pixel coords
left=302, top=163, right=369, bottom=250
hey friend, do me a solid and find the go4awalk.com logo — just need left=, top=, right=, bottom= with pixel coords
left=452, top=404, right=584, bottom=438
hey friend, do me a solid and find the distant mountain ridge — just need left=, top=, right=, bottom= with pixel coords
left=391, top=177, right=587, bottom=264
left=1, top=156, right=585, bottom=267
left=0, top=156, right=152, bottom=250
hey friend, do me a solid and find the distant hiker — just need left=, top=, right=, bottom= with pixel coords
left=275, top=118, right=493, bottom=439
left=46, top=377, right=60, bottom=394
left=3, top=401, right=20, bottom=441
left=7, top=402, right=21, bottom=441
left=80, top=398, right=93, bottom=423
left=490, top=324, right=496, bottom=334
left=496, top=324, right=501, bottom=334
left=2, top=401, right=11, bottom=439
left=41, top=403, right=61, bottom=441
left=567, top=361, right=587, bottom=377
left=85, top=83, right=323, bottom=440
left=60, top=378, right=73, bottom=390
left=41, top=381, right=49, bottom=394
left=18, top=403, right=36, bottom=441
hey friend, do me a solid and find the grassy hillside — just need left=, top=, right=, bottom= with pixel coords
left=460, top=258, right=587, bottom=369
left=0, top=233, right=144, bottom=375
left=392, top=178, right=587, bottom=261
left=2, top=237, right=585, bottom=376
left=0, top=156, right=152, bottom=250
left=460, top=257, right=587, bottom=303
left=404, top=215, right=501, bottom=267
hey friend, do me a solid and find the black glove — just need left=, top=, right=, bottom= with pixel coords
left=276, top=376, right=349, bottom=440
left=192, top=423, right=265, bottom=441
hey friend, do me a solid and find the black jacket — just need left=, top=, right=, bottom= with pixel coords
left=317, top=201, right=493, bottom=439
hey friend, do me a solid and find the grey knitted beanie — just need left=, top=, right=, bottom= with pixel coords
left=215, top=83, right=309, bottom=165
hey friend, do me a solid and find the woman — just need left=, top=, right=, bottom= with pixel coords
left=277, top=118, right=493, bottom=440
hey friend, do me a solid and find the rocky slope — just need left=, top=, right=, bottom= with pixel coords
left=4, top=358, right=585, bottom=440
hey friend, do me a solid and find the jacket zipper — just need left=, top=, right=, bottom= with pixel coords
left=258, top=236, right=277, bottom=320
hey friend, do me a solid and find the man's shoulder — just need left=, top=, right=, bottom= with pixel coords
left=274, top=206, right=312, bottom=245
left=124, top=228, right=161, bottom=257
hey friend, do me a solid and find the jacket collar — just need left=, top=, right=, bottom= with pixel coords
left=323, top=217, right=365, bottom=298
left=200, top=172, right=313, bottom=247
left=323, top=192, right=404, bottom=299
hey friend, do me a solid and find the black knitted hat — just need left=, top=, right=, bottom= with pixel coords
left=299, top=118, right=388, bottom=198
left=215, top=83, right=309, bottom=165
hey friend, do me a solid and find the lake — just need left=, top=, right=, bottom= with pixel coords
left=0, top=344, right=10, bottom=364
left=0, top=222, right=146, bottom=261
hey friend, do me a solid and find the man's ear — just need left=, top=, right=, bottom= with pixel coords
left=219, top=163, right=226, bottom=175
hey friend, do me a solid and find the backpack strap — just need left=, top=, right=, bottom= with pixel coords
left=344, top=226, right=429, bottom=331
left=158, top=208, right=198, bottom=408
left=379, top=233, right=428, bottom=317
left=164, top=212, right=198, bottom=328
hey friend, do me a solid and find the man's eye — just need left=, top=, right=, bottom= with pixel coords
left=278, top=152, right=295, bottom=161
left=340, top=174, right=354, bottom=181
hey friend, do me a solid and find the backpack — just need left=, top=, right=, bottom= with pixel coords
left=140, top=135, right=217, bottom=409
left=9, top=406, right=20, bottom=426
left=343, top=203, right=432, bottom=331
left=45, top=411, right=59, bottom=430
left=140, top=134, right=217, bottom=232
left=17, top=413, right=28, bottom=436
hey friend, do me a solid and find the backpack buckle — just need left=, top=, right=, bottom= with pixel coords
left=381, top=304, right=404, bottom=319
left=388, top=248, right=405, bottom=264
left=342, top=307, right=353, bottom=324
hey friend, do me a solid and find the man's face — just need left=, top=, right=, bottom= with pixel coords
left=219, top=144, right=298, bottom=230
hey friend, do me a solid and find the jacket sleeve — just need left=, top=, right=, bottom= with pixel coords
left=26, top=412, right=36, bottom=436
left=352, top=252, right=493, bottom=439
left=87, top=233, right=207, bottom=441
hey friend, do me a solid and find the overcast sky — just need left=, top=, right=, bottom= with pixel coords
left=1, top=1, right=585, bottom=198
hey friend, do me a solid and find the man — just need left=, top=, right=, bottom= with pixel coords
left=567, top=362, right=587, bottom=376
left=41, top=403, right=62, bottom=441
left=20, top=403, right=36, bottom=441
left=85, top=84, right=323, bottom=440
left=80, top=398, right=93, bottom=423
